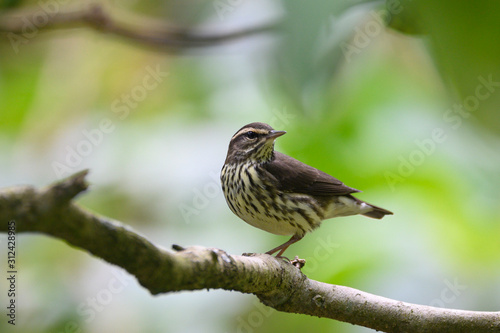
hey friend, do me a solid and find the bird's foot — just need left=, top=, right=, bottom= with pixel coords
left=275, top=255, right=290, bottom=262
left=272, top=255, right=305, bottom=269
left=246, top=252, right=305, bottom=269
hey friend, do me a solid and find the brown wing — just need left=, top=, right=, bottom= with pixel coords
left=261, top=152, right=360, bottom=196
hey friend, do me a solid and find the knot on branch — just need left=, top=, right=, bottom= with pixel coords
left=84, top=4, right=111, bottom=30
left=44, top=169, right=90, bottom=204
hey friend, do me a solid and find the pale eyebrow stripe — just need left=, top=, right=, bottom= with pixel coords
left=231, top=128, right=267, bottom=140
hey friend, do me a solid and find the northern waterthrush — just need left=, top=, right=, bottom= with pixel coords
left=221, top=122, right=393, bottom=258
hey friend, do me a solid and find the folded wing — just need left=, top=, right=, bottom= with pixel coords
left=262, top=152, right=360, bottom=196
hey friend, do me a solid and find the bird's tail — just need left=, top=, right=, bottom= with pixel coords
left=361, top=201, right=393, bottom=219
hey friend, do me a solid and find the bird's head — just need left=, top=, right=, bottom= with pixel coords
left=224, top=122, right=286, bottom=164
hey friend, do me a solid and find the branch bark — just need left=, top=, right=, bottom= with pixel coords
left=0, top=3, right=278, bottom=50
left=0, top=171, right=498, bottom=332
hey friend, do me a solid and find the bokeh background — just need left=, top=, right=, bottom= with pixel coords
left=1, top=0, right=500, bottom=332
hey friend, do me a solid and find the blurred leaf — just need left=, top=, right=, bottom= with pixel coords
left=397, top=0, right=500, bottom=132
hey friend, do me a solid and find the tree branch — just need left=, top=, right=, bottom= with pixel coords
left=0, top=3, right=278, bottom=49
left=0, top=171, right=498, bottom=332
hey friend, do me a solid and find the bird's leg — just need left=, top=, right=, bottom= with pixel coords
left=265, top=234, right=303, bottom=258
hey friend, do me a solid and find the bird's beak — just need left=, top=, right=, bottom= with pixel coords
left=266, top=130, right=286, bottom=140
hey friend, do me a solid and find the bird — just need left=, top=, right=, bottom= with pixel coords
left=220, top=122, right=393, bottom=258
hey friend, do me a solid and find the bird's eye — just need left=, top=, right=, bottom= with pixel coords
left=246, top=131, right=257, bottom=139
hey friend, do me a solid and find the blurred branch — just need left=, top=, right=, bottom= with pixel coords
left=0, top=171, right=498, bottom=333
left=0, top=3, right=278, bottom=49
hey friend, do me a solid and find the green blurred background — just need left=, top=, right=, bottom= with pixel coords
left=1, top=0, right=499, bottom=332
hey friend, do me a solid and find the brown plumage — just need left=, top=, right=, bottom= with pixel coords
left=221, top=122, right=392, bottom=257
